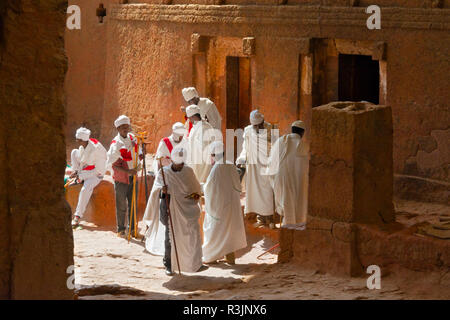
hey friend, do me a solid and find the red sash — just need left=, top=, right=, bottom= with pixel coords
left=162, top=137, right=173, bottom=154
left=83, top=165, right=96, bottom=171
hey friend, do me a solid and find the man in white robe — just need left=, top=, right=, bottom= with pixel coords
left=106, top=115, right=142, bottom=238
left=143, top=147, right=207, bottom=275
left=236, top=110, right=275, bottom=227
left=181, top=87, right=222, bottom=131
left=202, top=142, right=247, bottom=265
left=152, top=122, right=186, bottom=174
left=185, top=105, right=216, bottom=183
left=266, top=120, right=308, bottom=229
left=70, top=127, right=107, bottom=227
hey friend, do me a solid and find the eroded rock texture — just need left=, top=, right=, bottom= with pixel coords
left=0, top=0, right=74, bottom=299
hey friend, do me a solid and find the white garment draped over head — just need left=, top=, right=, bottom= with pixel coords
left=266, top=133, right=308, bottom=229
left=198, top=98, right=222, bottom=131
left=143, top=165, right=203, bottom=273
left=187, top=120, right=215, bottom=183
left=202, top=162, right=247, bottom=263
left=152, top=135, right=186, bottom=175
left=236, top=123, right=275, bottom=216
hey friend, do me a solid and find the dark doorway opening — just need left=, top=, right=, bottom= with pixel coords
left=226, top=56, right=251, bottom=161
left=338, top=54, right=380, bottom=104
left=226, top=56, right=251, bottom=130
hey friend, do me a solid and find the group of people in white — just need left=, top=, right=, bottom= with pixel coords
left=68, top=86, right=308, bottom=275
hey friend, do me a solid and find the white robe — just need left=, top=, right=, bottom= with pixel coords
left=236, top=122, right=275, bottom=216
left=152, top=135, right=185, bottom=174
left=71, top=138, right=107, bottom=180
left=70, top=138, right=107, bottom=218
left=106, top=133, right=139, bottom=170
left=198, top=97, right=222, bottom=131
left=202, top=162, right=247, bottom=263
left=187, top=120, right=215, bottom=183
left=267, top=133, right=308, bottom=229
left=143, top=165, right=203, bottom=273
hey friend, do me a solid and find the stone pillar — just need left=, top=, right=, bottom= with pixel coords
left=0, top=0, right=74, bottom=299
left=279, top=102, right=394, bottom=276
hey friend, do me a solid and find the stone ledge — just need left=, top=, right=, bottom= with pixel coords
left=279, top=217, right=450, bottom=276
left=110, top=4, right=450, bottom=30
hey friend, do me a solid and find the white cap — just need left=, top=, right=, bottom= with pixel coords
left=186, top=105, right=201, bottom=118
left=182, top=87, right=199, bottom=102
left=250, top=109, right=264, bottom=125
left=75, top=127, right=91, bottom=141
left=114, top=115, right=130, bottom=128
left=209, top=141, right=224, bottom=155
left=171, top=146, right=187, bottom=165
left=292, top=120, right=305, bottom=130
left=172, top=122, right=186, bottom=138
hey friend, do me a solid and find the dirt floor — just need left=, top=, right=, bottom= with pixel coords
left=73, top=199, right=450, bottom=300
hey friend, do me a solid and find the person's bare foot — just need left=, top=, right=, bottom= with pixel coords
left=224, top=252, right=235, bottom=265
left=71, top=215, right=81, bottom=227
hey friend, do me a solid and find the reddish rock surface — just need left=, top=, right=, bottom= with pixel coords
left=279, top=102, right=448, bottom=277
left=309, top=102, right=394, bottom=225
left=0, top=0, right=73, bottom=299
left=65, top=2, right=450, bottom=203
left=66, top=175, right=154, bottom=230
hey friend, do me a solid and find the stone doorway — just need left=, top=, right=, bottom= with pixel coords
left=225, top=56, right=252, bottom=131
left=338, top=54, right=380, bottom=104
left=225, top=56, right=252, bottom=161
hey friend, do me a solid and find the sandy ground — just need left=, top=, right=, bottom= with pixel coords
left=73, top=200, right=450, bottom=300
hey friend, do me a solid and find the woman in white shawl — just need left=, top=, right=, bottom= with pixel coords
left=202, top=142, right=247, bottom=264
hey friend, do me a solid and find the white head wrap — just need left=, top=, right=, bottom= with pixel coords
left=171, top=146, right=187, bottom=165
left=250, top=109, right=264, bottom=125
left=172, top=122, right=186, bottom=138
left=292, top=120, right=305, bottom=130
left=182, top=87, right=199, bottom=102
left=186, top=105, right=201, bottom=118
left=75, top=127, right=91, bottom=141
left=114, top=115, right=130, bottom=128
left=209, top=141, right=224, bottom=155
left=209, top=141, right=224, bottom=162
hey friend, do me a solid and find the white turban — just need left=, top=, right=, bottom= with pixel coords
left=209, top=141, right=224, bottom=155
left=75, top=127, right=91, bottom=141
left=186, top=105, right=201, bottom=118
left=114, top=115, right=130, bottom=128
left=209, top=141, right=224, bottom=162
left=172, top=122, right=186, bottom=138
left=292, top=120, right=305, bottom=130
left=182, top=87, right=199, bottom=102
left=250, top=109, right=264, bottom=125
left=171, top=146, right=187, bottom=164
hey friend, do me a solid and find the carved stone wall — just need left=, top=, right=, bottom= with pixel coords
left=0, top=0, right=74, bottom=299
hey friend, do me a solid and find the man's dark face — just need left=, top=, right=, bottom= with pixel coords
left=172, top=162, right=184, bottom=171
left=173, top=135, right=183, bottom=143
left=188, top=114, right=201, bottom=124
left=292, top=127, right=305, bottom=138
left=188, top=97, right=200, bottom=105
left=117, top=124, right=130, bottom=138
left=76, top=138, right=88, bottom=148
left=253, top=122, right=265, bottom=133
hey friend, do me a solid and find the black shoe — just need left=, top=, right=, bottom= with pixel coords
left=165, top=268, right=174, bottom=276
left=196, top=265, right=209, bottom=273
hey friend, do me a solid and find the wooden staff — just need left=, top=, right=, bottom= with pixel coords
left=142, top=142, right=149, bottom=202
left=127, top=139, right=139, bottom=242
left=159, top=158, right=182, bottom=276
